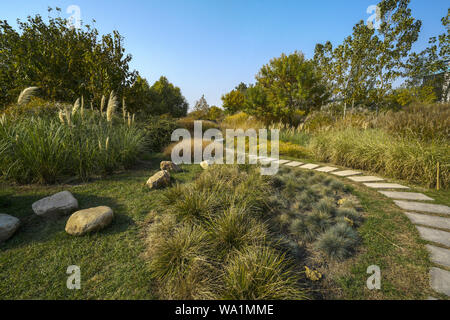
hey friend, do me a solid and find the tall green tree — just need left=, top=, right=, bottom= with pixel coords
left=221, top=89, right=247, bottom=115
left=249, top=51, right=329, bottom=124
left=0, top=7, right=136, bottom=108
left=371, top=0, right=422, bottom=107
left=406, top=9, right=449, bottom=101
left=148, top=76, right=188, bottom=117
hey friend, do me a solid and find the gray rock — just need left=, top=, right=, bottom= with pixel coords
left=405, top=212, right=450, bottom=230
left=65, top=206, right=114, bottom=236
left=416, top=226, right=450, bottom=247
left=426, top=245, right=450, bottom=268
left=315, top=166, right=338, bottom=172
left=363, top=183, right=409, bottom=189
left=160, top=161, right=181, bottom=172
left=430, top=267, right=450, bottom=296
left=0, top=213, right=20, bottom=243
left=300, top=163, right=320, bottom=169
left=32, top=191, right=78, bottom=218
left=348, top=176, right=384, bottom=182
left=332, top=170, right=361, bottom=177
left=394, top=201, right=450, bottom=215
left=146, top=170, right=170, bottom=189
left=284, top=161, right=303, bottom=167
left=379, top=191, right=433, bottom=201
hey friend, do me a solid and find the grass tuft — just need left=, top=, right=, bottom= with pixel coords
left=314, top=223, right=359, bottom=260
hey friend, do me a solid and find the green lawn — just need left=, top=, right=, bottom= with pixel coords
left=0, top=153, right=448, bottom=299
left=0, top=154, right=202, bottom=299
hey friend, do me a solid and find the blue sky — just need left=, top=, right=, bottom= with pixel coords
left=0, top=0, right=448, bottom=109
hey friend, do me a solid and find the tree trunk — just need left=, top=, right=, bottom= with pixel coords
left=343, top=102, right=347, bottom=119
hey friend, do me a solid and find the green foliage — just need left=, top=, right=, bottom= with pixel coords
left=390, top=85, right=437, bottom=107
left=221, top=89, right=247, bottom=115
left=406, top=9, right=449, bottom=101
left=206, top=106, right=224, bottom=121
left=148, top=76, right=188, bottom=117
left=0, top=8, right=136, bottom=107
left=248, top=52, right=329, bottom=124
left=143, top=116, right=179, bottom=152
left=0, top=109, right=145, bottom=184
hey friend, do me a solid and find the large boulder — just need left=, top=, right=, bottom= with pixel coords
left=0, top=214, right=20, bottom=243
left=160, top=161, right=181, bottom=172
left=146, top=170, right=170, bottom=189
left=65, top=206, right=114, bottom=236
left=32, top=191, right=78, bottom=218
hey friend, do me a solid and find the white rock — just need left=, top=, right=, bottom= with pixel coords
left=0, top=213, right=20, bottom=243
left=200, top=161, right=210, bottom=169
left=65, top=206, right=114, bottom=236
left=32, top=191, right=78, bottom=218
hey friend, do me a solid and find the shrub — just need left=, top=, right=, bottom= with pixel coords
left=221, top=246, right=304, bottom=300
left=314, top=223, right=360, bottom=260
left=279, top=141, right=311, bottom=158
left=176, top=118, right=219, bottom=132
left=143, top=116, right=178, bottom=152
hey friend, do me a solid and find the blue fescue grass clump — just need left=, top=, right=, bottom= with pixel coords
left=314, top=223, right=360, bottom=261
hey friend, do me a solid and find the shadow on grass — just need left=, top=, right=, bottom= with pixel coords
left=0, top=192, right=133, bottom=251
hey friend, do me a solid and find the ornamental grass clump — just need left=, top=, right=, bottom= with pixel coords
left=0, top=102, right=145, bottom=183
left=314, top=223, right=360, bottom=260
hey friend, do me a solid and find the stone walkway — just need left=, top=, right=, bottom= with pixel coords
left=255, top=155, right=450, bottom=298
left=220, top=150, right=450, bottom=298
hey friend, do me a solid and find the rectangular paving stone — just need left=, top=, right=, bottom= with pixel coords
left=426, top=245, right=450, bottom=268
left=274, top=159, right=291, bottom=165
left=363, top=183, right=409, bottom=189
left=284, top=161, right=303, bottom=167
left=348, top=176, right=384, bottom=182
left=332, top=170, right=361, bottom=177
left=416, top=226, right=450, bottom=247
left=315, top=166, right=338, bottom=172
left=430, top=267, right=450, bottom=296
left=405, top=212, right=450, bottom=230
left=394, top=201, right=450, bottom=215
left=379, top=191, right=434, bottom=201
left=300, top=163, right=320, bottom=169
